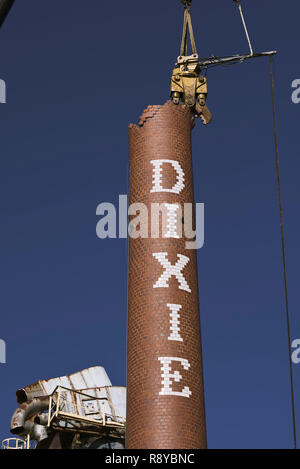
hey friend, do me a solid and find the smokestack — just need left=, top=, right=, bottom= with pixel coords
left=126, top=101, right=206, bottom=449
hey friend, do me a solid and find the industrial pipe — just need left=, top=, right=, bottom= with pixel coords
left=16, top=388, right=29, bottom=404
left=31, top=423, right=48, bottom=442
left=22, top=420, right=49, bottom=442
left=10, top=396, right=49, bottom=438
left=34, top=413, right=49, bottom=426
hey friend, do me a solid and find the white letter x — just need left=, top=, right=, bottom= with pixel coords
left=152, top=252, right=191, bottom=293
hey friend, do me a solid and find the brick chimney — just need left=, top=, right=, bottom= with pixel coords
left=126, top=101, right=206, bottom=449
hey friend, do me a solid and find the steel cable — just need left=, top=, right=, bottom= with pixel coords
left=269, top=55, right=297, bottom=449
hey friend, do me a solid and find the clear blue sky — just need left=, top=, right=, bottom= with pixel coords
left=0, top=0, right=299, bottom=449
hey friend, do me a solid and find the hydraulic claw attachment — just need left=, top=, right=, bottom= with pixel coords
left=170, top=54, right=212, bottom=125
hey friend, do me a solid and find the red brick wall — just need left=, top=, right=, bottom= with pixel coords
left=126, top=101, right=207, bottom=449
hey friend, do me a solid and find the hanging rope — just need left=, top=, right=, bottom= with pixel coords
left=269, top=56, right=297, bottom=449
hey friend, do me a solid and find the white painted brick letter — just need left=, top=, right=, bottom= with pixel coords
left=158, top=357, right=191, bottom=398
left=164, top=203, right=181, bottom=239
left=152, top=252, right=191, bottom=292
left=167, top=303, right=183, bottom=342
left=150, top=159, right=185, bottom=194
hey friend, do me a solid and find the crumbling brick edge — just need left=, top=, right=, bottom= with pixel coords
left=129, top=100, right=192, bottom=130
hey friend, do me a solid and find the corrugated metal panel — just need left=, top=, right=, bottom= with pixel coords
left=17, top=366, right=112, bottom=403
left=106, top=386, right=126, bottom=418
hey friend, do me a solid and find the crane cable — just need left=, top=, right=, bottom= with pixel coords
left=234, top=0, right=296, bottom=448
left=233, top=0, right=253, bottom=56
left=269, top=56, right=297, bottom=449
left=180, top=5, right=197, bottom=56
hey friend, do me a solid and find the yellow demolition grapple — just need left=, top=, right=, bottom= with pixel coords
left=170, top=3, right=212, bottom=125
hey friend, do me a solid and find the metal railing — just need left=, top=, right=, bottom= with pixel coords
left=47, top=386, right=125, bottom=430
left=2, top=436, right=29, bottom=449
